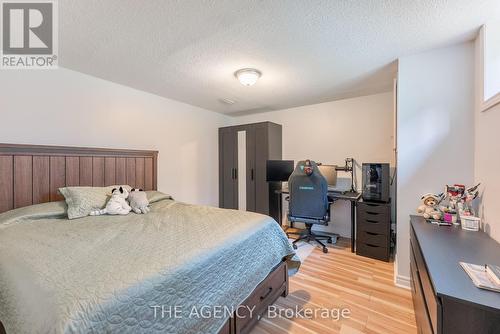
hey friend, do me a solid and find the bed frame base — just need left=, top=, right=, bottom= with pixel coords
left=219, top=260, right=288, bottom=334
left=0, top=261, right=288, bottom=334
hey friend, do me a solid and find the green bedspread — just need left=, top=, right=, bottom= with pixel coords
left=0, top=195, right=299, bottom=334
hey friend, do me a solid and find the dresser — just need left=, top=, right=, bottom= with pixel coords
left=410, top=215, right=500, bottom=334
left=356, top=200, right=391, bottom=261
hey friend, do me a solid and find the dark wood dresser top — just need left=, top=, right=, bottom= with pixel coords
left=410, top=215, right=500, bottom=313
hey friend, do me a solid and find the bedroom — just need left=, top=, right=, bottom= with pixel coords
left=1, top=1, right=500, bottom=334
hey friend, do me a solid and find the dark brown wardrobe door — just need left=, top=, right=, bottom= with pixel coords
left=219, top=128, right=238, bottom=209
left=246, top=125, right=256, bottom=212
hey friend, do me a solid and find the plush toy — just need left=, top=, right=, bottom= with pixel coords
left=90, top=186, right=131, bottom=216
left=128, top=188, right=150, bottom=214
left=417, top=193, right=444, bottom=220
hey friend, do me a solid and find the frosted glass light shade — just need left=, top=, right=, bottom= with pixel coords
left=235, top=68, right=261, bottom=86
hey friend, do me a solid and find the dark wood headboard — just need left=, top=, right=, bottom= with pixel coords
left=0, top=143, right=158, bottom=214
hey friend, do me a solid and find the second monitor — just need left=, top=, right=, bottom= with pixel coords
left=318, top=165, right=337, bottom=187
left=266, top=160, right=295, bottom=182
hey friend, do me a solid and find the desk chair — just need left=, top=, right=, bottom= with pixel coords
left=288, top=160, right=338, bottom=253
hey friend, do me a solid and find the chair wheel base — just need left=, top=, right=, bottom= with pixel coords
left=327, top=235, right=338, bottom=244
left=322, top=247, right=328, bottom=254
left=292, top=244, right=298, bottom=250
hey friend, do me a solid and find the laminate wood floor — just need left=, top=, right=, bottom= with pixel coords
left=251, top=239, right=417, bottom=334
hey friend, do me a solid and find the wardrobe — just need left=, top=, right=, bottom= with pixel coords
left=218, top=122, right=282, bottom=222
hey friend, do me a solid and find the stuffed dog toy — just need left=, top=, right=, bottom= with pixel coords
left=128, top=188, right=150, bottom=214
left=90, top=186, right=131, bottom=216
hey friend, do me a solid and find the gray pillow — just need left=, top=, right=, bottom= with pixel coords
left=59, top=186, right=130, bottom=219
left=145, top=191, right=173, bottom=204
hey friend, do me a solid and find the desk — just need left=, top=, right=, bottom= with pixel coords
left=275, top=188, right=361, bottom=252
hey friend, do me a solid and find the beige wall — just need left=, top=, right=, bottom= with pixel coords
left=231, top=92, right=395, bottom=237
left=0, top=68, right=230, bottom=206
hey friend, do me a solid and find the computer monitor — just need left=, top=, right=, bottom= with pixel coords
left=266, top=160, right=294, bottom=182
left=318, top=165, right=337, bottom=187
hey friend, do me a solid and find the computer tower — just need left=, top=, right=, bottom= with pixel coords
left=362, top=163, right=390, bottom=203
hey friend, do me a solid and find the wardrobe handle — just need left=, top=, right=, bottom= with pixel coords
left=235, top=168, right=238, bottom=179
left=231, top=168, right=235, bottom=180
left=251, top=168, right=254, bottom=181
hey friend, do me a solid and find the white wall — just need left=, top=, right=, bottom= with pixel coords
left=474, top=31, right=500, bottom=242
left=232, top=92, right=395, bottom=237
left=396, top=42, right=475, bottom=286
left=475, top=31, right=500, bottom=244
left=0, top=68, right=230, bottom=206
left=475, top=103, right=500, bottom=242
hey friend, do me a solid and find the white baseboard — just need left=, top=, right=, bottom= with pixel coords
left=395, top=274, right=411, bottom=289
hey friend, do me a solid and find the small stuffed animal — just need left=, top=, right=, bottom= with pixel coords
left=90, top=186, right=131, bottom=216
left=417, top=193, right=444, bottom=220
left=128, top=188, right=150, bottom=214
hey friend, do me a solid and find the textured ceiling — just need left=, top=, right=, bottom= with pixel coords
left=59, top=1, right=500, bottom=114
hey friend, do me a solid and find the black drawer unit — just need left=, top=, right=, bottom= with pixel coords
left=356, top=200, right=391, bottom=261
left=410, top=215, right=500, bottom=334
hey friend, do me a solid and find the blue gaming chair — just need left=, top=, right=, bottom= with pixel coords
left=288, top=160, right=335, bottom=253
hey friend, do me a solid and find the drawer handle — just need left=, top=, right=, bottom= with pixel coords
left=260, top=287, right=273, bottom=301
left=366, top=231, right=378, bottom=236
left=366, top=211, right=380, bottom=215
left=365, top=243, right=379, bottom=248
left=365, top=203, right=379, bottom=207
left=366, top=219, right=379, bottom=224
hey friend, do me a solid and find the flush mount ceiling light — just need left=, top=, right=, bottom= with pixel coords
left=234, top=68, right=262, bottom=86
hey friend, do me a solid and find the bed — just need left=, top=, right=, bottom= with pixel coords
left=0, top=144, right=299, bottom=334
